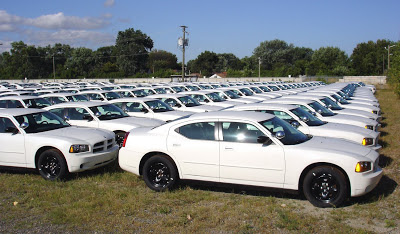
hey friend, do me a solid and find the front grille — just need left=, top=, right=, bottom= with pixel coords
left=93, top=138, right=115, bottom=153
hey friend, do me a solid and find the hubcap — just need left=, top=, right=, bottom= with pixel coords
left=41, top=156, right=60, bottom=178
left=311, top=172, right=339, bottom=203
left=148, top=162, right=170, bottom=188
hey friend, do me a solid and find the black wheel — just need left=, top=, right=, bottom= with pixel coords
left=37, top=149, right=68, bottom=181
left=303, top=166, right=348, bottom=208
left=143, top=155, right=178, bottom=191
left=115, top=131, right=126, bottom=148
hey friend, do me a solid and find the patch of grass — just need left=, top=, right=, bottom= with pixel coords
left=0, top=86, right=399, bottom=233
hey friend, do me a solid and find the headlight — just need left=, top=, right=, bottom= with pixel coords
left=69, top=144, right=90, bottom=153
left=365, top=125, right=374, bottom=130
left=362, top=138, right=374, bottom=146
left=372, top=110, right=378, bottom=114
left=355, top=161, right=372, bottom=172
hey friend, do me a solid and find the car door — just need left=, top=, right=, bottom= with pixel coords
left=166, top=121, right=219, bottom=182
left=65, top=107, right=99, bottom=128
left=219, top=121, right=285, bottom=188
left=0, top=117, right=26, bottom=166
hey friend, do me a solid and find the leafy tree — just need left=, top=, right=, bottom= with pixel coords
left=387, top=42, right=400, bottom=97
left=308, top=47, right=349, bottom=76
left=350, top=40, right=391, bottom=76
left=215, top=53, right=243, bottom=72
left=115, top=28, right=153, bottom=76
left=148, top=49, right=179, bottom=72
left=187, top=51, right=219, bottom=77
left=65, top=47, right=95, bottom=77
left=253, top=39, right=294, bottom=70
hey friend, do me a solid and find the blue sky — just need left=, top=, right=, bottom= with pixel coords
left=1, top=0, right=399, bottom=62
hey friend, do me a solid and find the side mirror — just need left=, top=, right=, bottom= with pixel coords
left=317, top=109, right=322, bottom=114
left=301, top=116, right=309, bottom=122
left=274, top=131, right=285, bottom=140
left=175, top=103, right=182, bottom=107
left=64, top=115, right=70, bottom=121
left=95, top=112, right=102, bottom=118
left=257, top=135, right=272, bottom=144
left=327, top=104, right=332, bottom=109
left=291, top=120, right=300, bottom=128
left=123, top=108, right=128, bottom=113
left=204, top=99, right=210, bottom=103
left=141, top=108, right=149, bottom=113
left=20, top=122, right=29, bottom=129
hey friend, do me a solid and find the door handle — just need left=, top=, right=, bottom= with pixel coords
left=224, top=147, right=233, bottom=150
left=173, top=144, right=181, bottom=147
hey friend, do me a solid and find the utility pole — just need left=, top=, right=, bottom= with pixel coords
left=385, top=45, right=396, bottom=70
left=180, top=26, right=188, bottom=81
left=258, top=57, right=261, bottom=81
left=53, top=55, right=56, bottom=81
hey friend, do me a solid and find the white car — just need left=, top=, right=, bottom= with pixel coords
left=264, top=98, right=380, bottom=132
left=40, top=92, right=89, bottom=104
left=181, top=90, right=240, bottom=108
left=79, top=90, right=122, bottom=102
left=149, top=93, right=224, bottom=112
left=0, top=108, right=119, bottom=180
left=109, top=97, right=191, bottom=122
left=226, top=103, right=381, bottom=151
left=119, top=111, right=382, bottom=208
left=0, top=96, right=52, bottom=109
left=44, top=101, right=164, bottom=146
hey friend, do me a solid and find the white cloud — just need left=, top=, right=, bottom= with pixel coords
left=0, top=10, right=23, bottom=24
left=26, top=12, right=108, bottom=30
left=104, top=0, right=115, bottom=7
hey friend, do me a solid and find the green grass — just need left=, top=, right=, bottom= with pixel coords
left=0, top=86, right=399, bottom=233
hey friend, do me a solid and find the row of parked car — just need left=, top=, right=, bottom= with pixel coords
left=0, top=80, right=382, bottom=207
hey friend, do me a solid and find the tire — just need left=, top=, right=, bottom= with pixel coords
left=115, top=131, right=126, bottom=148
left=37, top=149, right=69, bottom=181
left=303, top=166, right=348, bottom=208
left=142, top=155, right=178, bottom=191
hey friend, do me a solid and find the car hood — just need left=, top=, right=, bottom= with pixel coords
left=334, top=108, right=379, bottom=120
left=323, top=114, right=377, bottom=127
left=35, top=126, right=114, bottom=143
left=154, top=111, right=191, bottom=121
left=186, top=104, right=224, bottom=112
left=101, top=116, right=164, bottom=131
left=299, top=136, right=373, bottom=158
left=310, top=122, right=379, bottom=139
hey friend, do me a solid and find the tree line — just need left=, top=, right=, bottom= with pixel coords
left=0, top=28, right=398, bottom=84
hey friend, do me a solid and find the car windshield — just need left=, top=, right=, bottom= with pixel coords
left=66, top=95, right=89, bottom=102
left=260, top=116, right=309, bottom=145
left=15, top=111, right=70, bottom=133
left=205, top=92, right=225, bottom=102
left=171, top=86, right=184, bottom=93
left=290, top=107, right=326, bottom=126
left=154, top=88, right=167, bottom=94
left=224, top=90, right=241, bottom=99
left=144, top=100, right=174, bottom=112
left=104, top=92, right=121, bottom=100
left=331, top=94, right=350, bottom=104
left=239, top=88, right=254, bottom=96
left=186, top=85, right=200, bottom=91
left=258, top=86, right=271, bottom=92
left=23, top=98, right=51, bottom=108
left=133, top=89, right=148, bottom=97
left=178, top=96, right=201, bottom=107
left=268, top=86, right=280, bottom=91
left=308, top=101, right=335, bottom=116
left=89, top=104, right=129, bottom=120
left=249, top=87, right=263, bottom=93
left=320, top=97, right=342, bottom=110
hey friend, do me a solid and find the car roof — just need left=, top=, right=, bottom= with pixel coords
left=0, top=108, right=46, bottom=116
left=229, top=103, right=298, bottom=111
left=45, top=101, right=107, bottom=109
left=186, top=110, right=275, bottom=122
left=264, top=98, right=313, bottom=105
left=0, top=95, right=43, bottom=100
left=109, top=97, right=157, bottom=103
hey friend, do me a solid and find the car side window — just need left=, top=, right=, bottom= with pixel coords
left=8, top=100, right=23, bottom=108
left=67, top=108, right=90, bottom=120
left=162, top=98, right=178, bottom=107
left=52, top=97, right=66, bottom=104
left=176, top=122, right=215, bottom=140
left=222, top=122, right=264, bottom=143
left=0, top=100, right=6, bottom=108
left=0, top=117, right=17, bottom=133
left=125, top=102, right=143, bottom=112
left=48, top=108, right=65, bottom=119
left=88, top=93, right=104, bottom=101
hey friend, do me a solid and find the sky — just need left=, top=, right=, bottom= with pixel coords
left=1, top=0, right=399, bottom=62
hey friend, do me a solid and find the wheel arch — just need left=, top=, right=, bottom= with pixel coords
left=35, top=146, right=65, bottom=169
left=139, top=152, right=179, bottom=178
left=298, top=162, right=351, bottom=196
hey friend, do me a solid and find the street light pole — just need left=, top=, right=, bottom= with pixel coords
left=180, top=26, right=188, bottom=81
left=385, top=45, right=396, bottom=70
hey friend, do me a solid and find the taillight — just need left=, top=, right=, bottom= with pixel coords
left=122, top=132, right=130, bottom=147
